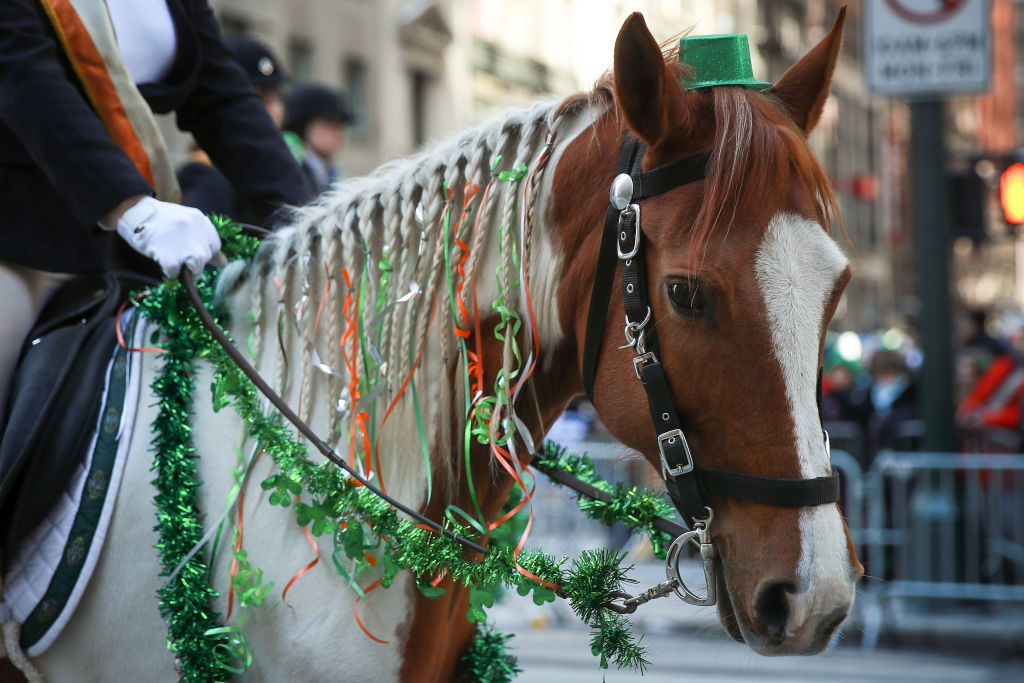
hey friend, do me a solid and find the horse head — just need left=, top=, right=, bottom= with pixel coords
left=548, top=8, right=861, bottom=655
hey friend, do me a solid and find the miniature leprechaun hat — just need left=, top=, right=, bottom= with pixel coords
left=678, top=33, right=771, bottom=90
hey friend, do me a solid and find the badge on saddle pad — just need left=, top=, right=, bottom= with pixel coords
left=678, top=34, right=772, bottom=91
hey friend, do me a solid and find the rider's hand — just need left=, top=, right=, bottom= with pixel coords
left=100, top=196, right=222, bottom=278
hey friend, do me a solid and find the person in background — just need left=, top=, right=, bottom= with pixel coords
left=225, top=36, right=288, bottom=127
left=177, top=35, right=300, bottom=220
left=282, top=84, right=355, bottom=194
left=822, top=361, right=872, bottom=427
left=958, top=309, right=1010, bottom=361
left=868, top=350, right=920, bottom=452
left=0, top=0, right=308, bottom=420
left=956, top=316, right=1024, bottom=451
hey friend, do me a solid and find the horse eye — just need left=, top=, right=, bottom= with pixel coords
left=667, top=279, right=710, bottom=318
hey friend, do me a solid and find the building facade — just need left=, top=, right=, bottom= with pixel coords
left=185, top=0, right=758, bottom=176
left=172, top=0, right=1024, bottom=336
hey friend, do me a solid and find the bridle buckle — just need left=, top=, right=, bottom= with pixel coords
left=616, top=204, right=642, bottom=259
left=632, top=351, right=657, bottom=379
left=658, top=428, right=694, bottom=478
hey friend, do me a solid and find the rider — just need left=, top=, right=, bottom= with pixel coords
left=178, top=35, right=301, bottom=221
left=0, top=0, right=309, bottom=420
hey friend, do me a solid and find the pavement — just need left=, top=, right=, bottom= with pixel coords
left=508, top=627, right=1024, bottom=682
left=490, top=559, right=1024, bottom=681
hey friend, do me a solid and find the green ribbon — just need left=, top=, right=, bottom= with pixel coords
left=496, top=163, right=528, bottom=183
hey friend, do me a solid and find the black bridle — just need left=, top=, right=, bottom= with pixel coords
left=581, top=135, right=840, bottom=528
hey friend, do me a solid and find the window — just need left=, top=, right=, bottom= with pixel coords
left=288, top=37, right=313, bottom=83
left=343, top=58, right=369, bottom=143
left=411, top=69, right=431, bottom=148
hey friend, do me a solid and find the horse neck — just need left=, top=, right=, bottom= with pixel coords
left=216, top=97, right=599, bottom=506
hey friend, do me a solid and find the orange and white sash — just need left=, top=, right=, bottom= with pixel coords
left=38, top=0, right=180, bottom=202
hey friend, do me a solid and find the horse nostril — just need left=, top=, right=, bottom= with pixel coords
left=753, top=580, right=796, bottom=645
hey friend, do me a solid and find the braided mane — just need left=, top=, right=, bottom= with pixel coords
left=218, top=99, right=571, bottom=490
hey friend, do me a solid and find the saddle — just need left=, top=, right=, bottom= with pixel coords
left=0, top=271, right=155, bottom=563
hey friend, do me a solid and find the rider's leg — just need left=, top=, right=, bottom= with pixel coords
left=0, top=259, right=72, bottom=422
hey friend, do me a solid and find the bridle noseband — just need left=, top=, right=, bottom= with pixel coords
left=582, top=135, right=840, bottom=606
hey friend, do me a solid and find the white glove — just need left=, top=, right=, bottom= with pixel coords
left=103, top=196, right=222, bottom=278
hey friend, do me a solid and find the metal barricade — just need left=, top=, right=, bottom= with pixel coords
left=831, top=448, right=864, bottom=543
left=859, top=451, right=1024, bottom=648
left=523, top=440, right=648, bottom=557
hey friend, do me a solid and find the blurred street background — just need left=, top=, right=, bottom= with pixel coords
left=188, top=0, right=1024, bottom=678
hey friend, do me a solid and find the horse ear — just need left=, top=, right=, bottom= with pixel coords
left=769, top=6, right=847, bottom=133
left=613, top=12, right=681, bottom=147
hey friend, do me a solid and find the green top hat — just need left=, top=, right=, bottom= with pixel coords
left=678, top=34, right=771, bottom=91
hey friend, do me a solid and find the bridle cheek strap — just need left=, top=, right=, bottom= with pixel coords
left=582, top=134, right=841, bottom=526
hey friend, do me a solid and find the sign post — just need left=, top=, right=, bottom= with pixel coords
left=865, top=0, right=991, bottom=452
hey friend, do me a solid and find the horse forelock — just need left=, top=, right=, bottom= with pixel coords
left=655, top=87, right=839, bottom=273
left=576, top=49, right=839, bottom=272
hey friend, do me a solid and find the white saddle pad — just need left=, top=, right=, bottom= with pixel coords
left=0, top=310, right=146, bottom=656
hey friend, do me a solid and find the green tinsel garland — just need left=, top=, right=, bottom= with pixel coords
left=460, top=622, right=521, bottom=681
left=147, top=272, right=233, bottom=675
left=140, top=217, right=681, bottom=680
left=534, top=443, right=675, bottom=560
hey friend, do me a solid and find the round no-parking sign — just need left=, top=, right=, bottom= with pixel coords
left=865, top=0, right=990, bottom=96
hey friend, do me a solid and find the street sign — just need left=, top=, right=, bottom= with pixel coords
left=865, top=0, right=991, bottom=96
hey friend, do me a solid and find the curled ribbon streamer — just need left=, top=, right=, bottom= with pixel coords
left=276, top=305, right=289, bottom=378
left=354, top=579, right=390, bottom=644
left=470, top=159, right=548, bottom=569
left=338, top=268, right=366, bottom=481
left=451, top=181, right=480, bottom=336
left=282, top=525, right=321, bottom=609
left=490, top=222, right=524, bottom=444
left=463, top=178, right=495, bottom=403
left=399, top=292, right=439, bottom=506
left=445, top=504, right=488, bottom=537
left=366, top=283, right=420, bottom=331
left=508, top=147, right=553, bottom=455
left=485, top=406, right=535, bottom=535
left=226, top=487, right=245, bottom=620
left=117, top=298, right=167, bottom=353
left=439, top=185, right=489, bottom=531
left=203, top=624, right=254, bottom=674
left=354, top=411, right=380, bottom=491
left=512, top=509, right=560, bottom=591
left=487, top=433, right=532, bottom=521
left=331, top=549, right=367, bottom=600
left=313, top=260, right=333, bottom=335
left=487, top=468, right=536, bottom=531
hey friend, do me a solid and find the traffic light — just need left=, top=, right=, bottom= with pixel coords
left=949, top=170, right=986, bottom=241
left=1000, top=162, right=1024, bottom=224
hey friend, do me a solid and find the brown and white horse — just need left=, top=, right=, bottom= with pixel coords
left=17, top=9, right=859, bottom=682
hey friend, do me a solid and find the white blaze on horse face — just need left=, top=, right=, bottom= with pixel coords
left=754, top=212, right=855, bottom=608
